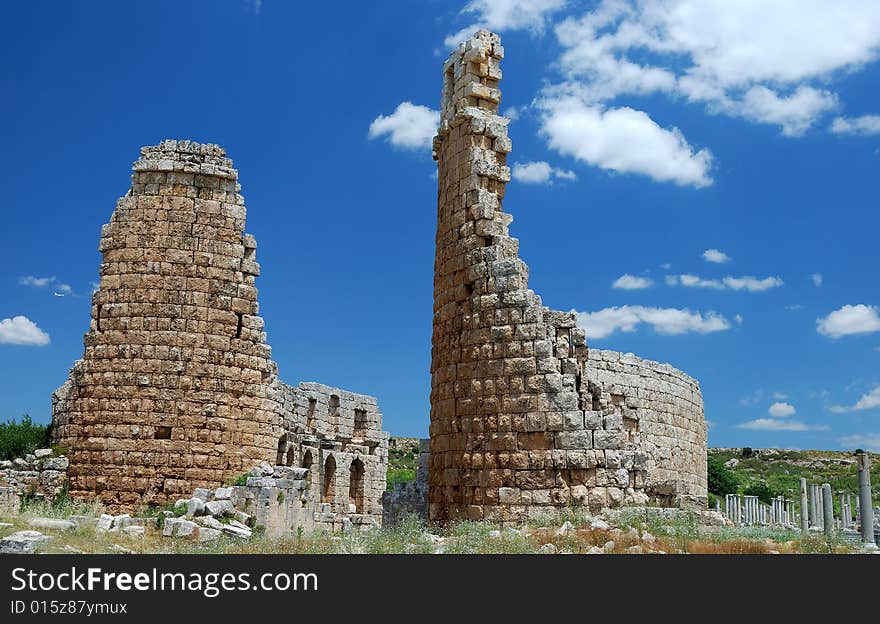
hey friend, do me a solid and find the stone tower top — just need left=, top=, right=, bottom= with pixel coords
left=433, top=30, right=508, bottom=161
left=133, top=139, right=237, bottom=181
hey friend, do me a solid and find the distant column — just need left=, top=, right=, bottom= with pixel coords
left=857, top=451, right=875, bottom=545
left=822, top=483, right=834, bottom=537
left=799, top=478, right=809, bottom=533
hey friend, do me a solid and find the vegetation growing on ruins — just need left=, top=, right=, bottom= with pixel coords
left=386, top=442, right=419, bottom=490
left=0, top=415, right=50, bottom=461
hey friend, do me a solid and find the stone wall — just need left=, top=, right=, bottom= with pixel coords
left=428, top=30, right=707, bottom=523
left=50, top=140, right=388, bottom=525
left=585, top=350, right=707, bottom=508
left=0, top=449, right=69, bottom=514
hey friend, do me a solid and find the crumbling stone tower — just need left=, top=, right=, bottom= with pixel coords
left=51, top=140, right=284, bottom=508
left=429, top=31, right=707, bottom=523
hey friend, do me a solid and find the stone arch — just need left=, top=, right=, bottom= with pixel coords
left=276, top=434, right=287, bottom=466
left=302, top=448, right=313, bottom=471
left=349, top=457, right=365, bottom=513
left=322, top=454, right=336, bottom=504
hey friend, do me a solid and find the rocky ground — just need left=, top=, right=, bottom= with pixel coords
left=2, top=501, right=875, bottom=555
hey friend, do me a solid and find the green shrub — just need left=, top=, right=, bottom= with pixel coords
left=743, top=481, right=778, bottom=505
left=386, top=468, right=416, bottom=490
left=0, top=415, right=50, bottom=461
left=707, top=456, right=738, bottom=496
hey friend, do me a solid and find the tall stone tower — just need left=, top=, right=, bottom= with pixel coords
left=429, top=31, right=708, bottom=523
left=51, top=140, right=284, bottom=508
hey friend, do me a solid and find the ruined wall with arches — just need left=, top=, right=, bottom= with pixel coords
left=275, top=381, right=388, bottom=526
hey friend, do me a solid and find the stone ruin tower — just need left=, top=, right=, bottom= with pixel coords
left=429, top=31, right=707, bottom=523
left=51, top=140, right=285, bottom=508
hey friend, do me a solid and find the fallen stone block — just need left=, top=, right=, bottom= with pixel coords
left=123, top=526, right=145, bottom=538
left=205, top=499, right=234, bottom=517
left=112, top=514, right=131, bottom=530
left=96, top=514, right=115, bottom=532
left=28, top=517, right=76, bottom=532
left=186, top=498, right=206, bottom=518
left=246, top=477, right=276, bottom=488
left=214, top=486, right=232, bottom=500
left=192, top=488, right=213, bottom=502
left=197, top=516, right=224, bottom=530
left=69, top=515, right=99, bottom=530
left=1, top=530, right=50, bottom=554
left=233, top=510, right=253, bottom=527
left=34, top=449, right=53, bottom=459
left=175, top=520, right=198, bottom=538
left=220, top=523, right=251, bottom=539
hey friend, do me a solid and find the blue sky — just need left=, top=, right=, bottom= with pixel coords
left=1, top=1, right=879, bottom=450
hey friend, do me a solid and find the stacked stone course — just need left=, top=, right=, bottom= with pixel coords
left=429, top=30, right=707, bottom=523
left=51, top=140, right=387, bottom=527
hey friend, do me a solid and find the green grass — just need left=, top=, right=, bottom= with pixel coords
left=0, top=415, right=50, bottom=461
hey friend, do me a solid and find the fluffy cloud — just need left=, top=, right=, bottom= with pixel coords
left=811, top=273, right=823, bottom=287
left=550, top=1, right=880, bottom=136
left=831, top=115, right=880, bottom=136
left=538, top=97, right=713, bottom=187
left=816, top=304, right=880, bottom=338
left=665, top=274, right=783, bottom=292
left=0, top=316, right=51, bottom=346
left=702, top=249, right=730, bottom=264
left=445, top=0, right=568, bottom=47
left=838, top=433, right=880, bottom=452
left=368, top=102, right=439, bottom=151
left=768, top=402, right=796, bottom=418
left=511, top=160, right=577, bottom=184
left=611, top=274, right=652, bottom=290
left=737, top=419, right=829, bottom=432
left=576, top=305, right=731, bottom=339
left=830, top=386, right=880, bottom=413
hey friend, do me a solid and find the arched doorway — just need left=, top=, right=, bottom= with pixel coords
left=322, top=455, right=336, bottom=504
left=349, top=457, right=365, bottom=513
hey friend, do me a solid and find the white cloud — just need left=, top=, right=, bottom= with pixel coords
left=368, top=102, right=439, bottom=151
left=611, top=274, right=652, bottom=290
left=734, top=314, right=743, bottom=326
left=811, top=273, right=823, bottom=287
left=786, top=304, right=803, bottom=311
left=702, top=249, right=730, bottom=264
left=666, top=274, right=783, bottom=292
left=0, top=316, right=51, bottom=346
left=576, top=305, right=731, bottom=339
left=445, top=0, right=568, bottom=47
left=550, top=1, right=880, bottom=136
left=772, top=392, right=789, bottom=400
left=19, top=276, right=54, bottom=288
left=838, top=433, right=880, bottom=452
left=503, top=106, right=522, bottom=121
left=538, top=96, right=713, bottom=187
left=768, top=402, right=796, bottom=418
left=830, top=386, right=880, bottom=413
left=19, top=275, right=73, bottom=297
left=722, top=275, right=784, bottom=292
left=511, top=160, right=577, bottom=184
left=816, top=304, right=880, bottom=338
left=737, top=418, right=829, bottom=432
left=831, top=115, right=880, bottom=136
left=740, top=390, right=764, bottom=406
left=735, top=85, right=838, bottom=137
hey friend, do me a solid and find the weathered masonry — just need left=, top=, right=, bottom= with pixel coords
left=51, top=140, right=387, bottom=528
left=429, top=30, right=707, bottom=523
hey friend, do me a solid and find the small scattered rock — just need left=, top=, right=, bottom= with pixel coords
left=123, top=526, right=145, bottom=538
left=489, top=530, right=502, bottom=538
left=96, top=514, right=114, bottom=533
left=537, top=543, right=557, bottom=554
left=28, top=517, right=76, bottom=532
left=555, top=520, right=575, bottom=537
left=590, top=519, right=611, bottom=531
left=587, top=545, right=603, bottom=554
left=625, top=545, right=644, bottom=554
left=641, top=531, right=656, bottom=544
left=109, top=544, right=135, bottom=554
left=602, top=540, right=615, bottom=553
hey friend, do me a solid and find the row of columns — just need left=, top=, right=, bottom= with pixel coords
left=720, top=452, right=875, bottom=547
left=724, top=494, right=794, bottom=526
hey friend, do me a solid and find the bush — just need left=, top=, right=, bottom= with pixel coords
left=743, top=482, right=778, bottom=505
left=0, top=415, right=50, bottom=461
left=707, top=456, right=738, bottom=496
left=386, top=468, right=416, bottom=490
